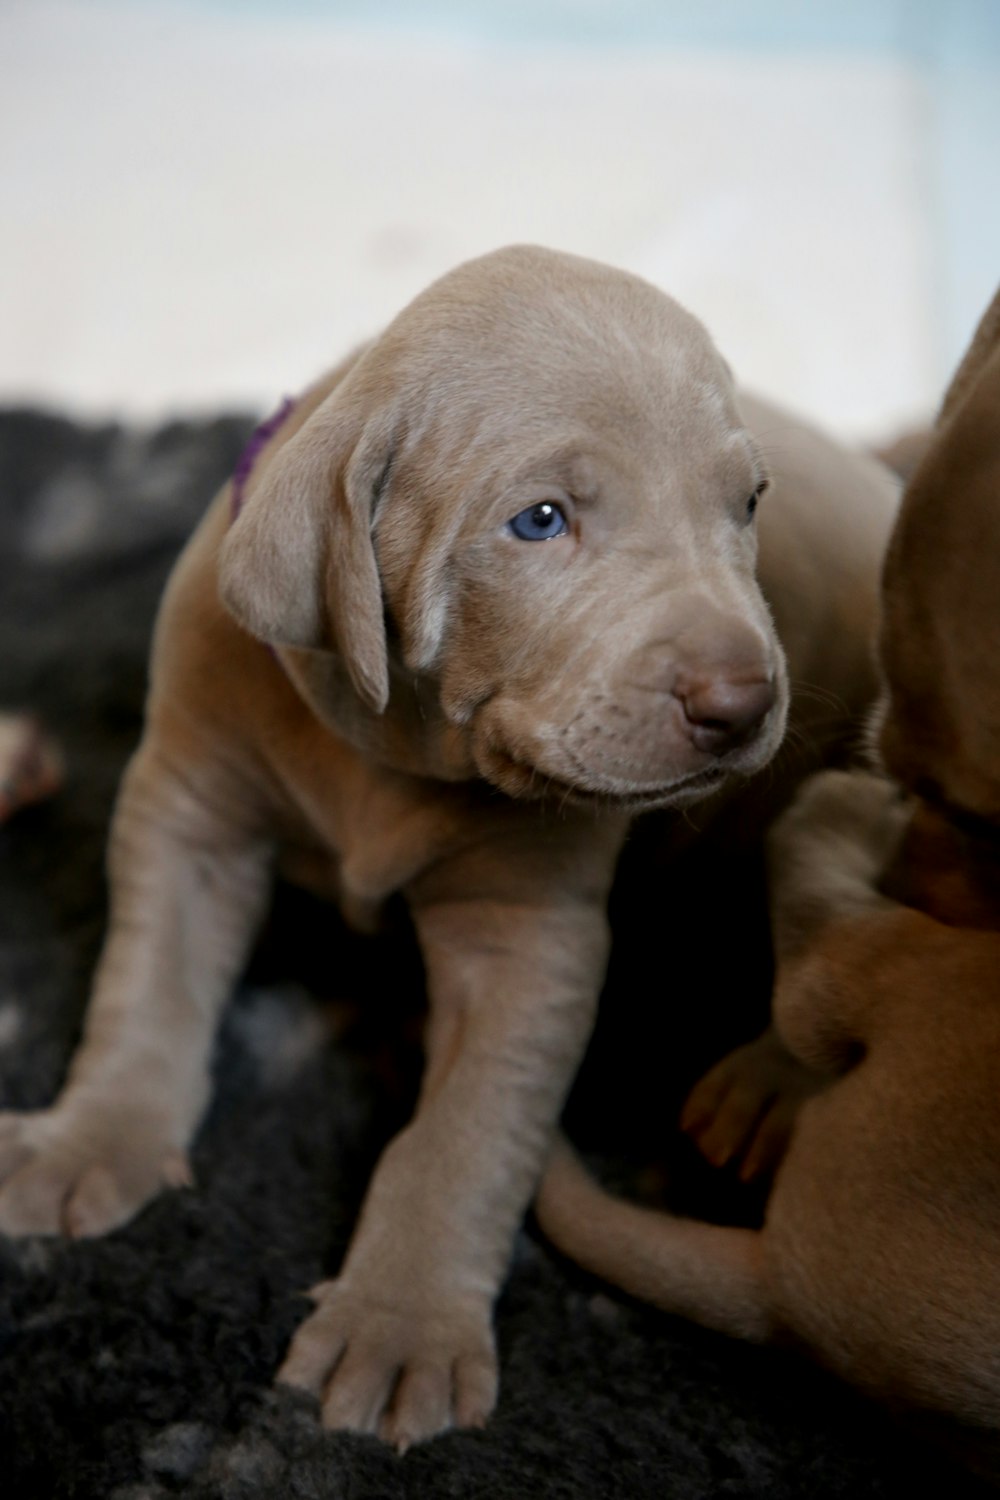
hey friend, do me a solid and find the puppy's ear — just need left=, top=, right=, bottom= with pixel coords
left=938, top=284, right=1000, bottom=426
left=218, top=398, right=391, bottom=714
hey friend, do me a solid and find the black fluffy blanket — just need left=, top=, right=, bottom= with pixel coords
left=0, top=409, right=985, bottom=1499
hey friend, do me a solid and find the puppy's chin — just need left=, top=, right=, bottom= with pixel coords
left=474, top=746, right=737, bottom=814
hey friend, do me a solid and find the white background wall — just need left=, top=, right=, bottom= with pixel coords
left=2, top=0, right=998, bottom=440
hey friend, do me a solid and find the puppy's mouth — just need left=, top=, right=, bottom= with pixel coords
left=478, top=748, right=732, bottom=812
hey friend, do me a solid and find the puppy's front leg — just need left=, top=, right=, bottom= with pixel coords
left=278, top=820, right=620, bottom=1449
left=0, top=742, right=270, bottom=1238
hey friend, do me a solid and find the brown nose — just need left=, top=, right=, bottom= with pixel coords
left=674, top=674, right=776, bottom=755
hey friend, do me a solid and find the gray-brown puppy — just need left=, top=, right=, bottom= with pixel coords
left=0, top=247, right=896, bottom=1448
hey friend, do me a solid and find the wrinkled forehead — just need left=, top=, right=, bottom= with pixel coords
left=366, top=256, right=743, bottom=470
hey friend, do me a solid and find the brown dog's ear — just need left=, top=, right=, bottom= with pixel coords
left=938, top=284, right=1000, bottom=425
left=878, top=284, right=1000, bottom=813
left=218, top=397, right=391, bottom=714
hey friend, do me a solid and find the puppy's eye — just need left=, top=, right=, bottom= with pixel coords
left=746, top=481, right=768, bottom=522
left=508, top=501, right=569, bottom=541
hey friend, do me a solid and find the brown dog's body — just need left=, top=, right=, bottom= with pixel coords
left=536, top=288, right=1000, bottom=1459
left=0, top=248, right=896, bottom=1446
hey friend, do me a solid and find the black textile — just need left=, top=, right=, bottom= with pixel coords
left=0, top=409, right=983, bottom=1499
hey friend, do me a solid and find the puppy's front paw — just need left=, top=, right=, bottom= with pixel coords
left=0, top=1105, right=191, bottom=1238
left=680, top=1030, right=825, bottom=1182
left=277, top=1278, right=498, bottom=1450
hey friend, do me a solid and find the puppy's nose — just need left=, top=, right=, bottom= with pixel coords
left=674, top=674, right=776, bottom=755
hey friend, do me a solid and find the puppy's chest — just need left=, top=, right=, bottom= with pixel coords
left=273, top=759, right=475, bottom=930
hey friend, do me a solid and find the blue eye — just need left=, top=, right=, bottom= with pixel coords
left=508, top=501, right=569, bottom=541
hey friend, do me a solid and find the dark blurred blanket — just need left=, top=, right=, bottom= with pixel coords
left=0, top=408, right=985, bottom=1499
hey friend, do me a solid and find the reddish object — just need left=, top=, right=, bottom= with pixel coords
left=0, top=714, right=64, bottom=824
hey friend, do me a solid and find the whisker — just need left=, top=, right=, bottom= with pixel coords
left=787, top=679, right=853, bottom=718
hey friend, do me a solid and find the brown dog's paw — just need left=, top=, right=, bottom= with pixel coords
left=680, top=1030, right=826, bottom=1182
left=276, top=1278, right=498, bottom=1449
left=0, top=1107, right=191, bottom=1238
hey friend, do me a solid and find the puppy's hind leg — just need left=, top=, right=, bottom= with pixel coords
left=535, top=1136, right=774, bottom=1344
left=767, top=768, right=907, bottom=962
left=682, top=770, right=908, bottom=1180
left=0, top=740, right=271, bottom=1238
left=681, top=1026, right=827, bottom=1183
left=765, top=769, right=910, bottom=1074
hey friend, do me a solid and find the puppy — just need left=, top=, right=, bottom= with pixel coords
left=0, top=246, right=896, bottom=1448
left=536, top=286, right=1000, bottom=1467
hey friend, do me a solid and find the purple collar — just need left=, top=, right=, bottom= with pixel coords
left=230, top=396, right=297, bottom=520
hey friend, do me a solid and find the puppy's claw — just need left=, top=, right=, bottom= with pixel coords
left=453, top=1350, right=499, bottom=1430
left=319, top=1352, right=398, bottom=1435
left=161, top=1153, right=194, bottom=1190
left=381, top=1363, right=452, bottom=1452
left=275, top=1289, right=347, bottom=1394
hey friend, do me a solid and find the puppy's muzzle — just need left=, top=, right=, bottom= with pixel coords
left=673, top=672, right=777, bottom=756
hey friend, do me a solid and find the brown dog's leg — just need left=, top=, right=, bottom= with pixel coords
left=533, top=770, right=921, bottom=1350
left=682, top=770, right=909, bottom=1175
left=536, top=1136, right=773, bottom=1342
left=0, top=742, right=270, bottom=1237
left=765, top=769, right=909, bottom=1069
left=278, top=819, right=620, bottom=1449
left=680, top=1027, right=828, bottom=1181
left=767, top=769, right=906, bottom=958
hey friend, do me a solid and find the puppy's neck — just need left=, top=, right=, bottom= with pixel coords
left=881, top=799, right=1000, bottom=930
left=280, top=645, right=478, bottom=784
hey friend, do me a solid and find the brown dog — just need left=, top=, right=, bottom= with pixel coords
left=536, top=287, right=1000, bottom=1465
left=0, top=247, right=896, bottom=1447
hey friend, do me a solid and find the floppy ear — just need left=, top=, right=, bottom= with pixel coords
left=938, top=284, right=1000, bottom=426
left=218, top=397, right=392, bottom=714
